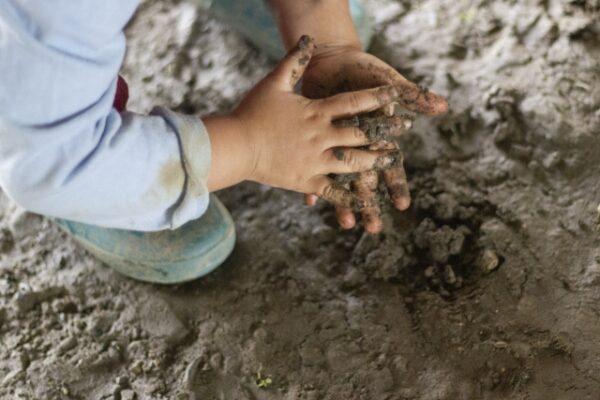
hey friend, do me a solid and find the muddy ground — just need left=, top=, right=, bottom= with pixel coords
left=1, top=0, right=599, bottom=399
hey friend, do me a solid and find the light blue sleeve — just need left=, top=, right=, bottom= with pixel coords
left=0, top=0, right=212, bottom=231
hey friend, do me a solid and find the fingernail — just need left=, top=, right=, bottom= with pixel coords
left=341, top=216, right=355, bottom=229
left=365, top=218, right=383, bottom=234
left=394, top=196, right=411, bottom=210
left=298, top=35, right=314, bottom=49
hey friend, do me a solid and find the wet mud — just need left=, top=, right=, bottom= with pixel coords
left=1, top=0, right=600, bottom=399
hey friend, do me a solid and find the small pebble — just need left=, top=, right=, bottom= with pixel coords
left=311, top=225, right=336, bottom=243
left=116, top=375, right=130, bottom=388
left=343, top=267, right=367, bottom=289
left=210, top=352, right=223, bottom=370
left=57, top=336, right=77, bottom=355
left=129, top=360, right=143, bottom=376
left=443, top=265, right=457, bottom=285
left=424, top=266, right=436, bottom=278
left=9, top=209, right=43, bottom=240
left=120, top=389, right=136, bottom=400
left=478, top=249, right=500, bottom=273
left=493, top=341, right=509, bottom=349
left=542, top=151, right=562, bottom=169
left=14, top=291, right=40, bottom=313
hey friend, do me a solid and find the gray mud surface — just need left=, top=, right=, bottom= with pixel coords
left=1, top=0, right=600, bottom=399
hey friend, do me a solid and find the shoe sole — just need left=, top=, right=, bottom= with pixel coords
left=57, top=199, right=236, bottom=284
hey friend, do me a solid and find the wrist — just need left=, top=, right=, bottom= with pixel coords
left=230, top=112, right=261, bottom=182
left=311, top=41, right=361, bottom=61
left=203, top=115, right=257, bottom=191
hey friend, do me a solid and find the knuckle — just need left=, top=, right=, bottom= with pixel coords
left=312, top=99, right=329, bottom=114
left=353, top=127, right=365, bottom=139
left=331, top=148, right=345, bottom=162
left=319, top=182, right=337, bottom=200
left=307, top=133, right=321, bottom=147
left=307, top=107, right=327, bottom=123
left=321, top=183, right=333, bottom=198
left=343, top=150, right=358, bottom=167
left=348, top=94, right=361, bottom=110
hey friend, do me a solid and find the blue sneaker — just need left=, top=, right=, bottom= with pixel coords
left=55, top=195, right=235, bottom=284
left=202, top=0, right=374, bottom=59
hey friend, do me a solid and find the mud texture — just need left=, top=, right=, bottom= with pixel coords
left=1, top=0, right=600, bottom=399
left=335, top=114, right=413, bottom=144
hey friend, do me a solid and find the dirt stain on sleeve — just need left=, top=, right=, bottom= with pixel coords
left=158, top=159, right=185, bottom=199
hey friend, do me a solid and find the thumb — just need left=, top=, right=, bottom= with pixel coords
left=271, top=35, right=315, bottom=90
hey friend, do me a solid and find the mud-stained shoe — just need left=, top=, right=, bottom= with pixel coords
left=198, top=0, right=374, bottom=59
left=54, top=195, right=235, bottom=284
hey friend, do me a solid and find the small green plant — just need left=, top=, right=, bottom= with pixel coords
left=459, top=7, right=477, bottom=24
left=255, top=371, right=273, bottom=389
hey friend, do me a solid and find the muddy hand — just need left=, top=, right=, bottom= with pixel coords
left=224, top=36, right=405, bottom=209
left=302, top=45, right=448, bottom=233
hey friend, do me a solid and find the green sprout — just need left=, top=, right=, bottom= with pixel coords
left=255, top=372, right=273, bottom=389
left=459, top=7, right=477, bottom=24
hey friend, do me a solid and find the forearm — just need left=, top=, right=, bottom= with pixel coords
left=268, top=0, right=361, bottom=51
left=0, top=106, right=213, bottom=231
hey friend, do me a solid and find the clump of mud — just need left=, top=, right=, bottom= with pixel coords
left=349, top=170, right=505, bottom=298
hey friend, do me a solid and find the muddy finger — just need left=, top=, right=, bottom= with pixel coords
left=327, top=148, right=402, bottom=174
left=336, top=205, right=356, bottom=230
left=273, top=35, right=316, bottom=89
left=334, top=115, right=412, bottom=143
left=305, top=193, right=319, bottom=206
left=369, top=140, right=397, bottom=151
left=359, top=115, right=413, bottom=141
left=321, top=85, right=399, bottom=119
left=392, top=81, right=448, bottom=116
left=333, top=180, right=356, bottom=229
left=355, top=170, right=383, bottom=233
left=383, top=161, right=411, bottom=210
left=309, top=177, right=356, bottom=209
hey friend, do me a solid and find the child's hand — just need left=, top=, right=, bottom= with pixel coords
left=205, top=36, right=403, bottom=209
left=300, top=45, right=449, bottom=232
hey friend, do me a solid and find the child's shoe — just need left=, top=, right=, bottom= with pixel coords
left=55, top=195, right=235, bottom=284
